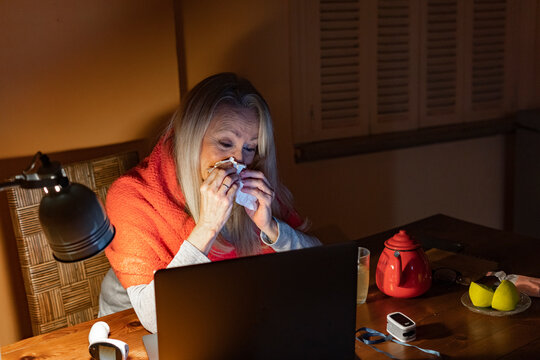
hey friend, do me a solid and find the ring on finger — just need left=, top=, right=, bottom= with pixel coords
left=221, top=183, right=230, bottom=189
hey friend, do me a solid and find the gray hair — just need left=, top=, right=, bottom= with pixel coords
left=169, top=73, right=295, bottom=255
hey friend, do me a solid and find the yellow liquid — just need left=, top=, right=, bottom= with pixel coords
left=357, top=263, right=369, bottom=304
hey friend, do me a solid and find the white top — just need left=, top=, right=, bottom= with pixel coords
left=99, top=218, right=321, bottom=333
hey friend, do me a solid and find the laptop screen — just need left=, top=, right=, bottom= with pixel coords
left=154, top=241, right=358, bottom=360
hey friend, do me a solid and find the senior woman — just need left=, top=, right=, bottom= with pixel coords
left=99, top=73, right=321, bottom=333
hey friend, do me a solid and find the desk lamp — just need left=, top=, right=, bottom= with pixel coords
left=0, top=151, right=115, bottom=262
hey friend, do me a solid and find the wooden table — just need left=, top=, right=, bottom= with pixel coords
left=354, top=214, right=540, bottom=359
left=2, top=214, right=539, bottom=359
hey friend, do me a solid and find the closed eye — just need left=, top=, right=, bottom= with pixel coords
left=219, top=141, right=233, bottom=149
left=243, top=146, right=256, bottom=153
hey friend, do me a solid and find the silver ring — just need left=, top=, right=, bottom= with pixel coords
left=222, top=183, right=230, bottom=189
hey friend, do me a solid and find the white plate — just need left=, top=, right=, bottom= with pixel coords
left=460, top=292, right=531, bottom=316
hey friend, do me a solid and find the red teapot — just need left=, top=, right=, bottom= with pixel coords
left=376, top=230, right=432, bottom=298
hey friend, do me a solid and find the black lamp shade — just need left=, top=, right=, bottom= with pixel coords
left=39, top=183, right=115, bottom=262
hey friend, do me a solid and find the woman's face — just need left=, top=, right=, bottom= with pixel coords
left=200, top=105, right=260, bottom=180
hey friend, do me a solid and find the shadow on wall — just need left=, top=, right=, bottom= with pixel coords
left=141, top=109, right=178, bottom=149
left=292, top=152, right=398, bottom=244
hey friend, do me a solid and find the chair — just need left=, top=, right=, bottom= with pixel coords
left=6, top=149, right=140, bottom=335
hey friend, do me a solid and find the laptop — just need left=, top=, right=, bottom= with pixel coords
left=143, top=241, right=358, bottom=360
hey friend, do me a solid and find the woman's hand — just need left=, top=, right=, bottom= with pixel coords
left=190, top=166, right=239, bottom=254
left=239, top=169, right=278, bottom=242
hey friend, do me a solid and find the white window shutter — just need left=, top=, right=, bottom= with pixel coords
left=290, top=0, right=515, bottom=147
left=291, top=0, right=369, bottom=143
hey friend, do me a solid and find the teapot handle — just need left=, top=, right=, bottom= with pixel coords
left=389, top=250, right=402, bottom=286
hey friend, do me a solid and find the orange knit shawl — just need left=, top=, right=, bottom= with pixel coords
left=105, top=135, right=295, bottom=288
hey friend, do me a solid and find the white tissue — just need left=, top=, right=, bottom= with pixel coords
left=210, top=157, right=258, bottom=211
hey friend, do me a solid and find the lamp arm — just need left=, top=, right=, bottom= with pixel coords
left=0, top=152, right=69, bottom=192
left=0, top=180, right=21, bottom=191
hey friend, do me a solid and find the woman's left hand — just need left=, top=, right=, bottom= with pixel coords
left=239, top=169, right=278, bottom=242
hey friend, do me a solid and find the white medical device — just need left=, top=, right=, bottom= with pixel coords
left=386, top=312, right=416, bottom=342
left=88, top=321, right=129, bottom=360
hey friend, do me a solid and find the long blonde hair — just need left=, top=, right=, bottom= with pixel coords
left=170, top=73, right=296, bottom=256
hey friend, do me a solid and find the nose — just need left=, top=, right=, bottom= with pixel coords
left=231, top=147, right=244, bottom=164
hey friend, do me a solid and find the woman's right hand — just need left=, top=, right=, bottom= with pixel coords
left=190, top=166, right=239, bottom=253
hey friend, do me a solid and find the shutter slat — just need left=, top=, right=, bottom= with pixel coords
left=321, top=57, right=358, bottom=67
left=379, top=19, right=409, bottom=28
left=321, top=91, right=359, bottom=102
left=321, top=20, right=359, bottom=30
left=321, top=108, right=359, bottom=119
left=377, top=86, right=410, bottom=96
left=426, top=88, right=457, bottom=99
left=472, top=68, right=503, bottom=77
left=426, top=47, right=457, bottom=57
left=427, top=70, right=456, bottom=81
left=473, top=43, right=504, bottom=52
left=321, top=12, right=358, bottom=21
left=427, top=98, right=456, bottom=107
left=321, top=65, right=359, bottom=75
left=379, top=78, right=409, bottom=88
left=321, top=48, right=359, bottom=58
left=378, top=46, right=410, bottom=54
left=377, top=62, right=408, bottom=71
left=321, top=30, right=359, bottom=40
left=378, top=94, right=409, bottom=106
left=321, top=74, right=359, bottom=85
left=378, top=35, right=409, bottom=45
left=320, top=3, right=359, bottom=13
left=473, top=53, right=504, bottom=62
left=427, top=32, right=457, bottom=41
left=427, top=80, right=456, bottom=91
left=321, top=82, right=358, bottom=93
left=427, top=63, right=456, bottom=73
left=321, top=39, right=360, bottom=49
left=321, top=99, right=359, bottom=111
left=378, top=53, right=409, bottom=62
left=427, top=14, right=457, bottom=23
left=378, top=103, right=409, bottom=115
left=378, top=69, right=409, bottom=80
left=473, top=94, right=502, bottom=104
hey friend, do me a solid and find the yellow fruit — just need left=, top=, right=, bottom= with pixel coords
left=469, top=281, right=494, bottom=307
left=492, top=280, right=520, bottom=311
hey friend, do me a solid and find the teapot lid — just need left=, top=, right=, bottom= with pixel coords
left=384, top=230, right=421, bottom=251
